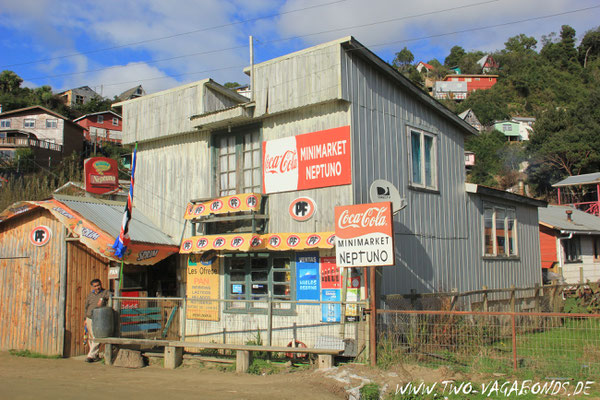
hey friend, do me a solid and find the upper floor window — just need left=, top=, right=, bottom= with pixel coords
left=75, top=95, right=84, bottom=105
left=112, top=117, right=119, bottom=126
left=484, top=205, right=517, bottom=257
left=214, top=127, right=261, bottom=196
left=97, top=115, right=104, bottom=124
left=408, top=127, right=437, bottom=190
left=503, top=124, right=512, bottom=132
left=564, top=237, right=581, bottom=263
left=0, top=119, right=11, bottom=128
left=24, top=119, right=35, bottom=128
left=46, top=119, right=57, bottom=128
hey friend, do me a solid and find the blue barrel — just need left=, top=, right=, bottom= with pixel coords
left=92, top=306, right=114, bottom=338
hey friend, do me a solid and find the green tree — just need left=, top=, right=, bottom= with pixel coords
left=579, top=27, right=600, bottom=67
left=504, top=34, right=537, bottom=53
left=224, top=82, right=241, bottom=89
left=444, top=46, right=466, bottom=67
left=465, top=129, right=506, bottom=187
left=392, top=47, right=414, bottom=71
left=0, top=70, right=23, bottom=94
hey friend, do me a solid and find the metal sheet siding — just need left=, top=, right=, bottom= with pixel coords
left=121, top=81, right=207, bottom=144
left=341, top=49, right=473, bottom=295
left=134, top=131, right=212, bottom=239
left=262, top=101, right=352, bottom=233
left=0, top=209, right=63, bottom=355
left=253, top=44, right=342, bottom=117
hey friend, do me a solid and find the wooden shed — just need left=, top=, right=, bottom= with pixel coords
left=0, top=196, right=178, bottom=356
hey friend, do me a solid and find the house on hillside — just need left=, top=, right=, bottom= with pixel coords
left=0, top=106, right=83, bottom=166
left=58, top=86, right=101, bottom=107
left=416, top=61, right=434, bottom=73
left=116, top=85, right=146, bottom=102
left=458, top=109, right=483, bottom=132
left=114, top=37, right=545, bottom=348
left=74, top=110, right=123, bottom=145
left=552, top=172, right=600, bottom=217
left=477, top=55, right=499, bottom=73
left=539, top=205, right=600, bottom=284
left=493, top=118, right=534, bottom=141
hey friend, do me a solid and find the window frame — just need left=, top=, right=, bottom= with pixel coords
left=112, top=117, right=119, bottom=126
left=97, top=115, right=104, bottom=124
left=45, top=119, right=57, bottom=128
left=224, top=252, right=296, bottom=315
left=23, top=119, right=35, bottom=128
left=483, top=203, right=518, bottom=258
left=564, top=236, right=582, bottom=263
left=212, top=125, right=262, bottom=197
left=407, top=126, right=438, bottom=191
left=1, top=119, right=11, bottom=128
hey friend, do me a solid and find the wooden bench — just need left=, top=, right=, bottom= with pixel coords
left=94, top=337, right=341, bottom=371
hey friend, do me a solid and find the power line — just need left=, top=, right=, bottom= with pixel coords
left=21, top=0, right=500, bottom=82
left=0, top=0, right=351, bottom=69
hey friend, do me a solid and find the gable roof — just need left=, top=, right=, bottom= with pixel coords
left=552, top=172, right=600, bottom=187
left=117, top=85, right=145, bottom=101
left=0, top=105, right=82, bottom=129
left=73, top=110, right=122, bottom=123
left=539, top=205, right=600, bottom=233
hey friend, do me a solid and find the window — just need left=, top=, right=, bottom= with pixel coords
left=564, top=237, right=581, bottom=263
left=75, top=95, right=84, bottom=105
left=594, top=237, right=600, bottom=262
left=112, top=117, right=119, bottom=126
left=225, top=253, right=294, bottom=314
left=484, top=204, right=517, bottom=257
left=46, top=119, right=57, bottom=128
left=97, top=115, right=104, bottom=124
left=214, top=127, right=261, bottom=196
left=502, top=124, right=512, bottom=132
left=409, top=128, right=437, bottom=190
left=24, top=119, right=35, bottom=128
left=0, top=119, right=10, bottom=128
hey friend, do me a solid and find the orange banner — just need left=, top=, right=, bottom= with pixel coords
left=32, top=199, right=178, bottom=265
left=184, top=193, right=262, bottom=219
left=180, top=232, right=336, bottom=254
left=0, top=201, right=38, bottom=224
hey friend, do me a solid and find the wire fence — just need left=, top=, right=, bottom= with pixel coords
left=111, top=296, right=368, bottom=357
left=377, top=310, right=600, bottom=379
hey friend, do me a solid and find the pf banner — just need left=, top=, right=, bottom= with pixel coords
left=263, top=126, right=351, bottom=194
left=335, top=202, right=394, bottom=267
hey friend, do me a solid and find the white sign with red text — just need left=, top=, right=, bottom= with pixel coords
left=262, top=126, right=351, bottom=194
left=334, top=202, right=394, bottom=267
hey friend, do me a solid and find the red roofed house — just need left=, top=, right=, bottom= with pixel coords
left=443, top=74, right=498, bottom=92
left=74, top=110, right=123, bottom=145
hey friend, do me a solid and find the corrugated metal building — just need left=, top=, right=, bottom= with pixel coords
left=115, top=37, right=545, bottom=345
left=0, top=196, right=178, bottom=356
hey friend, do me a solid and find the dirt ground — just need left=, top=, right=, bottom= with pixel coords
left=0, top=351, right=348, bottom=400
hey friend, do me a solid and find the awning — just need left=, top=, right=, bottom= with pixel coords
left=180, top=232, right=335, bottom=253
left=1, top=199, right=179, bottom=265
left=184, top=193, right=262, bottom=219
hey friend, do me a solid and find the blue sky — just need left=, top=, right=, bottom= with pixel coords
left=0, top=0, right=598, bottom=99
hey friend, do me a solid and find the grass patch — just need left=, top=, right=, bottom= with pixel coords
left=360, top=383, right=380, bottom=400
left=247, top=359, right=281, bottom=375
left=9, top=349, right=61, bottom=359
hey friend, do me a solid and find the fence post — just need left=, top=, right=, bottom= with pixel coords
left=551, top=282, right=560, bottom=313
left=510, top=285, right=516, bottom=313
left=181, top=298, right=187, bottom=341
left=511, top=313, right=517, bottom=371
left=482, top=286, right=488, bottom=312
left=450, top=288, right=458, bottom=311
left=267, top=297, right=273, bottom=347
left=534, top=284, right=541, bottom=313
left=369, top=267, right=377, bottom=367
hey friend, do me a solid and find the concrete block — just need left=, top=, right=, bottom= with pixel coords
left=113, top=349, right=144, bottom=368
left=236, top=350, right=251, bottom=373
left=164, top=346, right=183, bottom=369
left=318, top=354, right=333, bottom=369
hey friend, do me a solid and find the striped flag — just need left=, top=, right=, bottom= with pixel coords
left=112, top=142, right=137, bottom=258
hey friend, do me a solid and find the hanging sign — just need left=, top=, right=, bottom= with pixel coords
left=184, top=193, right=261, bottom=219
left=30, top=225, right=51, bottom=246
left=180, top=232, right=336, bottom=253
left=263, top=126, right=351, bottom=194
left=289, top=197, right=316, bottom=221
left=335, top=202, right=394, bottom=267
left=84, top=157, right=119, bottom=194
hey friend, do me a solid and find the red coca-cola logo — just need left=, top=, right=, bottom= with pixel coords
left=337, top=206, right=389, bottom=229
left=265, top=150, right=297, bottom=174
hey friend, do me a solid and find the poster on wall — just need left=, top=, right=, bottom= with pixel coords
left=296, top=252, right=320, bottom=302
left=262, top=126, right=351, bottom=194
left=345, top=273, right=361, bottom=322
left=322, top=289, right=341, bottom=322
left=320, top=256, right=341, bottom=290
left=186, top=253, right=220, bottom=321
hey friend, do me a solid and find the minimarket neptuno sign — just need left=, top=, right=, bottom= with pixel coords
left=334, top=202, right=395, bottom=267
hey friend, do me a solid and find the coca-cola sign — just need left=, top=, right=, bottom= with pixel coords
left=334, top=202, right=394, bottom=267
left=262, top=126, right=351, bottom=194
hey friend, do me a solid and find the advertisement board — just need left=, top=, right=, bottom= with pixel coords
left=262, top=126, right=351, bottom=194
left=296, top=252, right=320, bottom=302
left=84, top=157, right=119, bottom=194
left=334, top=202, right=394, bottom=267
left=186, top=254, right=220, bottom=321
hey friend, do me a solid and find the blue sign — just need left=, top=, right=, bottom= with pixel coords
left=296, top=252, right=320, bottom=302
left=321, top=289, right=341, bottom=322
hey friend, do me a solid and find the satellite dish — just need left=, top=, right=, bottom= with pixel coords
left=369, top=179, right=406, bottom=214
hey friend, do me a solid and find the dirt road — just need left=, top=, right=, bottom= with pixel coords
left=0, top=352, right=344, bottom=400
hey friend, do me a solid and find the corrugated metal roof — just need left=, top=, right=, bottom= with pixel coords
left=552, top=172, right=600, bottom=187
left=54, top=195, right=176, bottom=245
left=538, top=205, right=600, bottom=232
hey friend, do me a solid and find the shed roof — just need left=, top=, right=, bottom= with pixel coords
left=539, top=205, right=600, bottom=233
left=53, top=195, right=175, bottom=245
left=552, top=172, right=600, bottom=187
